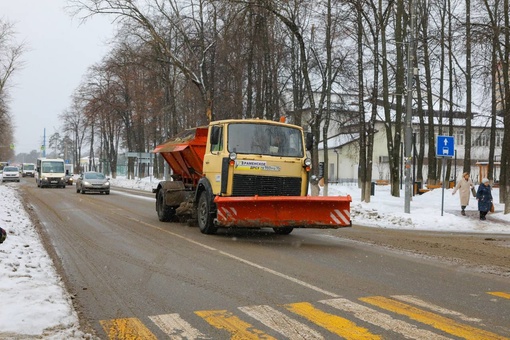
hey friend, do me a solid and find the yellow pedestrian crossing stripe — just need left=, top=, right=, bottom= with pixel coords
left=488, top=291, right=510, bottom=300
left=284, top=302, right=381, bottom=339
left=320, top=298, right=452, bottom=340
left=360, top=296, right=507, bottom=340
left=100, top=317, right=157, bottom=340
left=100, top=293, right=510, bottom=339
left=195, top=309, right=276, bottom=339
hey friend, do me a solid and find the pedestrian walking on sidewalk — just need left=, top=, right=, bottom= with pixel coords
left=476, top=178, right=493, bottom=221
left=452, top=172, right=474, bottom=216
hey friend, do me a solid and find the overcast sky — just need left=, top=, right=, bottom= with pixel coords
left=2, top=1, right=115, bottom=155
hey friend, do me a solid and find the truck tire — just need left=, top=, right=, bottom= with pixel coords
left=156, top=189, right=175, bottom=222
left=197, top=191, right=217, bottom=234
left=273, top=227, right=294, bottom=235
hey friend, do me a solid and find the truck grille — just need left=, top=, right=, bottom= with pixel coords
left=232, top=174, right=301, bottom=196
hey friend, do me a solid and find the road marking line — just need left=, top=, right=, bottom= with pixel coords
left=195, top=309, right=276, bottom=339
left=239, top=304, right=324, bottom=339
left=320, top=298, right=452, bottom=340
left=391, top=295, right=481, bottom=322
left=285, top=302, right=381, bottom=339
left=488, top=292, right=510, bottom=300
left=133, top=218, right=340, bottom=297
left=149, top=313, right=209, bottom=339
left=100, top=317, right=157, bottom=340
left=360, top=296, right=509, bottom=340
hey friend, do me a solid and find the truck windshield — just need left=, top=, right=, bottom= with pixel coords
left=42, top=161, right=64, bottom=173
left=24, top=164, right=35, bottom=170
left=228, top=123, right=303, bottom=157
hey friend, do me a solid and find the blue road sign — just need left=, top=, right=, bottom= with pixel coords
left=436, top=135, right=455, bottom=157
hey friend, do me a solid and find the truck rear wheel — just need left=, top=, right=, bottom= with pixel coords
left=157, top=190, right=175, bottom=222
left=197, top=192, right=217, bottom=234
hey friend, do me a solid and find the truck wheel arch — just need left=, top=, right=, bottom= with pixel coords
left=194, top=178, right=214, bottom=208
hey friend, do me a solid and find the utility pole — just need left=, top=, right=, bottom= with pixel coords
left=42, top=128, right=46, bottom=158
left=405, top=0, right=416, bottom=213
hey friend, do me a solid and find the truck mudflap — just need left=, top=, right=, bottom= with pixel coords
left=213, top=195, right=352, bottom=228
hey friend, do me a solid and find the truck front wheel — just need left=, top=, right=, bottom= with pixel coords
left=157, top=190, right=175, bottom=222
left=197, top=192, right=217, bottom=234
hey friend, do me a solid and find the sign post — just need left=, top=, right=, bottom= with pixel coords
left=436, top=136, right=455, bottom=216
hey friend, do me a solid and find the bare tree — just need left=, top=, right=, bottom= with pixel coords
left=60, top=97, right=92, bottom=173
left=502, top=0, right=510, bottom=213
left=69, top=0, right=220, bottom=122
left=0, top=19, right=24, bottom=160
left=463, top=0, right=474, bottom=176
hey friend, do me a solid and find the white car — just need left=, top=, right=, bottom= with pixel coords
left=2, top=166, right=20, bottom=183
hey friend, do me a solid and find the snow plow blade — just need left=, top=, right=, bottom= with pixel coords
left=214, top=195, right=352, bottom=228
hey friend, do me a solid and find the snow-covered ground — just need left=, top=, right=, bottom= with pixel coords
left=1, top=176, right=508, bottom=338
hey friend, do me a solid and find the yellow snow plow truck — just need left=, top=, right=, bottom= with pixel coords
left=153, top=119, right=351, bottom=235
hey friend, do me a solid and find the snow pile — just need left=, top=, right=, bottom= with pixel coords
left=0, top=185, right=86, bottom=339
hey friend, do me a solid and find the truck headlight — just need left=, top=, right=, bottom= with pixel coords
left=229, top=152, right=237, bottom=166
left=304, top=158, right=311, bottom=171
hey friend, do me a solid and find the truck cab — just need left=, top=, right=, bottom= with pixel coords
left=203, top=119, right=310, bottom=198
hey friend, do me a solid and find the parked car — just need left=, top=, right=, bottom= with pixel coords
left=75, top=172, right=110, bottom=194
left=2, top=166, right=20, bottom=182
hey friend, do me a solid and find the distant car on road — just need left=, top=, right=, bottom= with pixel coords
left=75, top=172, right=110, bottom=195
left=2, top=166, right=20, bottom=183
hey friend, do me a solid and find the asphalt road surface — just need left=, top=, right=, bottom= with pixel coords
left=20, top=178, right=510, bottom=339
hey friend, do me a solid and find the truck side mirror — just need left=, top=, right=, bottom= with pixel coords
left=305, top=132, right=313, bottom=151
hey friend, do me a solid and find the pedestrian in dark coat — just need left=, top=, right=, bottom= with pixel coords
left=476, top=178, right=493, bottom=220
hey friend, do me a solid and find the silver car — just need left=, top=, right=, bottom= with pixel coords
left=75, top=172, right=110, bottom=194
left=2, top=166, right=20, bottom=183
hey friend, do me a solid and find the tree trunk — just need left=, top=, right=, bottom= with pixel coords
left=463, top=0, right=472, bottom=175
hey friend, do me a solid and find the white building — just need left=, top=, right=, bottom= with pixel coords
left=319, top=118, right=504, bottom=185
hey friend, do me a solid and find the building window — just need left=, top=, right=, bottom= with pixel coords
left=454, top=130, right=464, bottom=146
left=379, top=156, right=389, bottom=163
left=473, top=132, right=490, bottom=147
left=496, top=131, right=503, bottom=147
